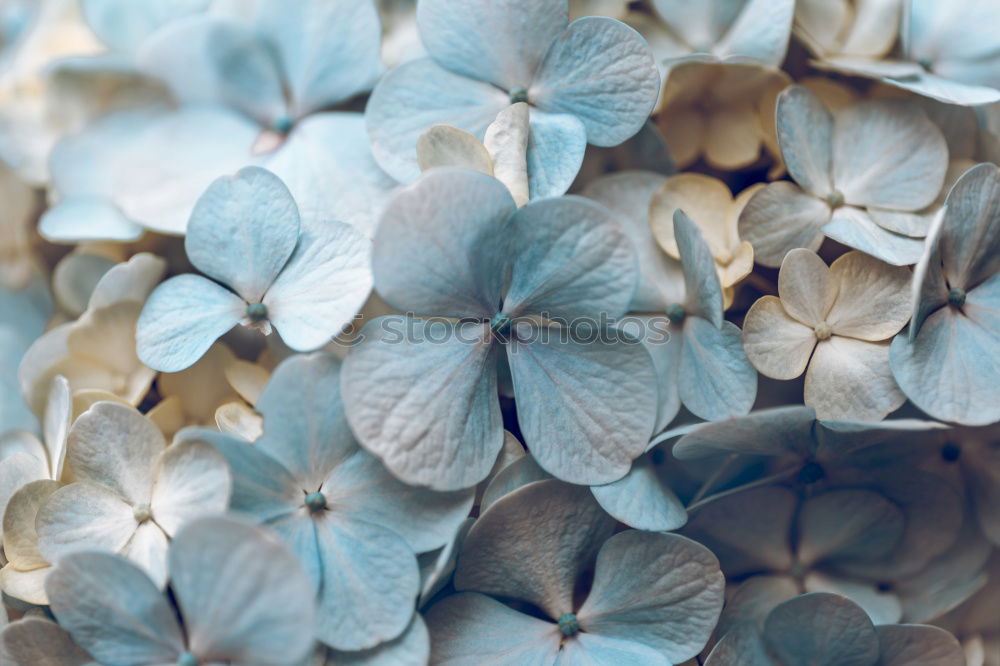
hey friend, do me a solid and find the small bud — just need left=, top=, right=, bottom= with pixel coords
left=133, top=503, right=153, bottom=523
left=557, top=613, right=580, bottom=636
left=666, top=303, right=686, bottom=324
left=813, top=322, right=833, bottom=341
left=826, top=190, right=845, bottom=208
left=948, top=287, right=966, bottom=308
left=509, top=86, right=528, bottom=104
left=305, top=492, right=328, bottom=513
left=246, top=303, right=268, bottom=322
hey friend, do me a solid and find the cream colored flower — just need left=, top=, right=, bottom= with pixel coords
left=649, top=173, right=756, bottom=307
left=742, top=249, right=911, bottom=420
left=18, top=253, right=165, bottom=416
left=794, top=0, right=901, bottom=60
left=34, top=402, right=230, bottom=587
left=416, top=103, right=530, bottom=206
left=148, top=343, right=241, bottom=440
left=656, top=60, right=789, bottom=171
left=0, top=161, right=38, bottom=290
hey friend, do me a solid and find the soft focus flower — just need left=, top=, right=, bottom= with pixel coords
left=136, top=167, right=372, bottom=372
left=739, top=85, right=948, bottom=266
left=743, top=249, right=911, bottom=420
left=706, top=591, right=964, bottom=665
left=189, top=352, right=473, bottom=651
left=343, top=168, right=657, bottom=489
left=427, top=479, right=725, bottom=664
left=41, top=516, right=316, bottom=666
left=890, top=162, right=1000, bottom=426
left=811, top=0, right=1000, bottom=106
left=367, top=0, right=660, bottom=198
left=34, top=401, right=231, bottom=585
left=794, top=0, right=901, bottom=61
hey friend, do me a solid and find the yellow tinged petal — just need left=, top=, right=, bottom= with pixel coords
left=416, top=125, right=493, bottom=175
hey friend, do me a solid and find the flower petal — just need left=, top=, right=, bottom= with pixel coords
left=416, top=125, right=494, bottom=175
left=366, top=58, right=508, bottom=183
left=825, top=250, right=911, bottom=340
left=185, top=166, right=300, bottom=304
left=889, top=276, right=1000, bottom=426
left=65, top=402, right=164, bottom=504
left=342, top=317, right=504, bottom=490
left=822, top=206, right=926, bottom=266
left=149, top=441, right=230, bottom=536
left=504, top=196, right=637, bottom=320
left=36, top=482, right=136, bottom=566
left=426, top=592, right=560, bottom=665
left=372, top=168, right=513, bottom=318
left=738, top=181, right=830, bottom=268
left=675, top=210, right=723, bottom=327
left=776, top=85, right=834, bottom=198
left=485, top=102, right=530, bottom=205
left=577, top=532, right=724, bottom=662
left=169, top=516, right=316, bottom=665
left=805, top=337, right=905, bottom=421
left=454, top=479, right=614, bottom=619
left=507, top=326, right=656, bottom=485
left=264, top=220, right=372, bottom=351
left=314, top=513, right=420, bottom=650
left=416, top=0, right=567, bottom=91
left=649, top=173, right=734, bottom=259
left=255, top=0, right=382, bottom=114
left=590, top=456, right=686, bottom=532
left=937, top=162, right=1000, bottom=291
left=762, top=593, right=879, bottom=666
left=777, top=248, right=836, bottom=327
left=46, top=552, right=184, bottom=665
left=136, top=274, right=245, bottom=373
left=742, top=295, right=817, bottom=380
left=0, top=617, right=95, bottom=666
left=875, top=625, right=965, bottom=666
left=525, top=109, right=587, bottom=200
left=679, top=318, right=757, bottom=421
left=3, top=479, right=59, bottom=570
left=832, top=100, right=947, bottom=211
left=530, top=17, right=659, bottom=146
left=796, top=489, right=905, bottom=565
left=713, top=0, right=795, bottom=66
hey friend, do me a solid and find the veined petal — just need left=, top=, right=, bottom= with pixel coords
left=826, top=251, right=911, bottom=340
left=417, top=125, right=494, bottom=175
left=530, top=17, right=659, bottom=146
left=416, top=0, right=567, bottom=91
left=762, top=593, right=879, bottom=666
left=805, top=337, right=905, bottom=421
left=777, top=248, right=837, bottom=328
left=372, top=168, right=513, bottom=318
left=776, top=85, right=834, bottom=198
left=149, top=441, right=230, bottom=536
left=136, top=275, right=245, bottom=373
left=507, top=327, right=655, bottom=485
left=738, top=181, right=830, bottom=268
left=742, top=295, right=817, bottom=380
left=525, top=109, right=587, bottom=200
left=937, top=162, right=1000, bottom=291
left=36, top=482, right=136, bottom=567
left=341, top=317, right=504, bottom=491
left=822, top=206, right=926, bottom=266
left=678, top=318, right=757, bottom=421
left=485, top=102, right=530, bottom=205
left=590, top=456, right=687, bottom=532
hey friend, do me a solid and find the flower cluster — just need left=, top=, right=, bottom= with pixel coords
left=0, top=1, right=998, bottom=664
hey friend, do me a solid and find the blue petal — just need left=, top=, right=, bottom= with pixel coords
left=81, top=0, right=209, bottom=55
left=507, top=324, right=656, bottom=485
left=136, top=274, right=245, bottom=373
left=39, top=199, right=144, bottom=244
left=366, top=58, right=508, bottom=182
left=674, top=210, right=723, bottom=326
left=590, top=456, right=687, bottom=531
left=679, top=318, right=757, bottom=421
left=504, top=196, right=638, bottom=320
left=341, top=316, right=504, bottom=490
left=186, top=166, right=300, bottom=304
left=372, top=167, right=513, bottom=318
left=416, top=0, right=567, bottom=90
left=530, top=17, right=659, bottom=147
left=526, top=109, right=586, bottom=199
left=762, top=593, right=879, bottom=666
left=254, top=0, right=382, bottom=115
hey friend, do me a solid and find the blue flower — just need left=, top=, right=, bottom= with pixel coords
left=366, top=0, right=660, bottom=199
left=342, top=167, right=658, bottom=490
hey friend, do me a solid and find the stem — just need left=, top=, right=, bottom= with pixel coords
left=685, top=466, right=798, bottom=514
left=689, top=454, right=738, bottom=504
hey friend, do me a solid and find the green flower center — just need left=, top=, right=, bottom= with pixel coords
left=948, top=287, right=966, bottom=308
left=813, top=322, right=833, bottom=340
left=272, top=115, right=293, bottom=134
left=826, top=190, right=845, bottom=208
left=305, top=491, right=328, bottom=513
left=133, top=504, right=153, bottom=523
left=666, top=303, right=686, bottom=324
left=509, top=86, right=528, bottom=103
left=490, top=312, right=512, bottom=335
left=246, top=303, right=268, bottom=322
left=557, top=613, right=580, bottom=636
left=177, top=652, right=198, bottom=666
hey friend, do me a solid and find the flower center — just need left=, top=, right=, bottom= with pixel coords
left=798, top=461, right=825, bottom=485
left=177, top=652, right=199, bottom=666
left=508, top=86, right=528, bottom=103
left=666, top=303, right=686, bottom=324
left=826, top=190, right=845, bottom=208
left=948, top=287, right=966, bottom=308
left=557, top=613, right=580, bottom=636
left=133, top=503, right=153, bottom=523
left=272, top=114, right=294, bottom=134
left=246, top=303, right=268, bottom=322
left=304, top=491, right=327, bottom=513
left=490, top=312, right=512, bottom=335
left=813, top=322, right=833, bottom=340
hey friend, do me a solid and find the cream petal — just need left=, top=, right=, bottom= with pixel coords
left=649, top=173, right=734, bottom=259
left=805, top=337, right=905, bottom=421
left=742, top=295, right=817, bottom=380
left=826, top=251, right=912, bottom=340
left=484, top=102, right=530, bottom=207
left=118, top=521, right=169, bottom=588
left=777, top=248, right=837, bottom=328
left=149, top=441, right=230, bottom=536
left=415, top=125, right=493, bottom=175
left=3, top=479, right=59, bottom=570
left=658, top=105, right=705, bottom=169
left=704, top=103, right=763, bottom=171
left=0, top=566, right=51, bottom=607
left=36, top=482, right=136, bottom=565
left=738, top=181, right=830, bottom=268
